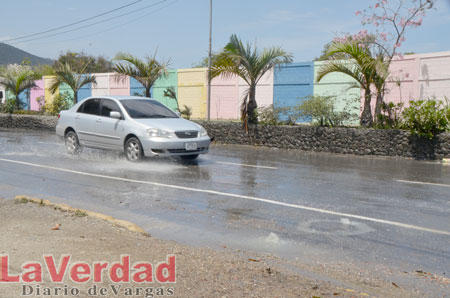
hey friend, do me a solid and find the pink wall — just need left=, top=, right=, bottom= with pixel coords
left=383, top=54, right=420, bottom=106
left=210, top=75, right=239, bottom=120
left=418, top=51, right=450, bottom=100
left=109, top=74, right=130, bottom=96
left=92, top=73, right=110, bottom=96
left=30, top=79, right=44, bottom=111
left=360, top=51, right=450, bottom=113
left=238, top=69, right=274, bottom=111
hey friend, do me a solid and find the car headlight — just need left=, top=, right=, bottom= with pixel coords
left=147, top=128, right=174, bottom=138
left=199, top=126, right=208, bottom=137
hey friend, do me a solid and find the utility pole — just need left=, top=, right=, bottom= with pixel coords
left=207, top=0, right=212, bottom=121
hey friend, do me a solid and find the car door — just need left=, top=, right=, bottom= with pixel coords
left=96, top=99, right=124, bottom=150
left=74, top=98, right=101, bottom=146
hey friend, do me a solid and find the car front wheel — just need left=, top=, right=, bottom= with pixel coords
left=125, top=137, right=143, bottom=162
left=65, top=131, right=82, bottom=155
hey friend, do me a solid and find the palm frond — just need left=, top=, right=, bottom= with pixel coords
left=113, top=52, right=170, bottom=93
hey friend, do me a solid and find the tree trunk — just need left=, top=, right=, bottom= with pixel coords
left=15, top=94, right=20, bottom=110
left=145, top=87, right=151, bottom=98
left=247, top=85, right=257, bottom=124
left=73, top=91, right=78, bottom=104
left=360, top=88, right=373, bottom=127
left=374, top=90, right=383, bottom=125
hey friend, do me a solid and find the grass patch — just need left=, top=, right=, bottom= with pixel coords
left=15, top=196, right=29, bottom=204
left=73, top=210, right=88, bottom=217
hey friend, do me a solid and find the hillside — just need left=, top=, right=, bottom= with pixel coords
left=0, top=43, right=53, bottom=65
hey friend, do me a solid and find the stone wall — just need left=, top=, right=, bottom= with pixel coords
left=0, top=114, right=448, bottom=160
left=198, top=121, right=450, bottom=160
left=0, top=114, right=57, bottom=131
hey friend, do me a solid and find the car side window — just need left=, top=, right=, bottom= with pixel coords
left=100, top=99, right=121, bottom=117
left=80, top=98, right=101, bottom=115
left=77, top=103, right=85, bottom=113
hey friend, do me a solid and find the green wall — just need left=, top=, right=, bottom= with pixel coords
left=314, top=61, right=361, bottom=124
left=152, top=70, right=178, bottom=111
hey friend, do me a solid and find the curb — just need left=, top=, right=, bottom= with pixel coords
left=14, top=195, right=149, bottom=236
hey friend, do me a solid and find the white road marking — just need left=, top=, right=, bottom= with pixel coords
left=215, top=161, right=278, bottom=170
left=1, top=157, right=449, bottom=236
left=397, top=179, right=450, bottom=188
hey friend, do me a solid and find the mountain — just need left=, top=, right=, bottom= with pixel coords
left=0, top=43, right=53, bottom=65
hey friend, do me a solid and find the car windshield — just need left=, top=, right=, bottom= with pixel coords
left=120, top=99, right=178, bottom=119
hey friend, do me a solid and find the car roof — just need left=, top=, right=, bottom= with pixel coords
left=102, top=95, right=154, bottom=101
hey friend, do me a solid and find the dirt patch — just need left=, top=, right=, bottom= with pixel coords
left=0, top=198, right=424, bottom=297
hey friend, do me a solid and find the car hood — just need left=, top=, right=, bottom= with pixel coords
left=133, top=118, right=200, bottom=132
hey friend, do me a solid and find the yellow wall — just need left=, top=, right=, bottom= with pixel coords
left=177, top=68, right=207, bottom=119
left=43, top=76, right=58, bottom=105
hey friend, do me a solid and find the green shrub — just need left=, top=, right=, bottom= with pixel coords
left=297, top=95, right=358, bottom=127
left=13, top=110, right=43, bottom=115
left=44, top=92, right=73, bottom=116
left=402, top=99, right=450, bottom=139
left=376, top=101, right=405, bottom=129
left=256, top=105, right=282, bottom=125
left=0, top=99, right=16, bottom=114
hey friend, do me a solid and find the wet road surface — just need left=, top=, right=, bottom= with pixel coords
left=1, top=129, right=449, bottom=293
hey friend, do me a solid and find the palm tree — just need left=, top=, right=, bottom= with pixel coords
left=316, top=42, right=379, bottom=127
left=163, top=86, right=179, bottom=110
left=372, top=55, right=389, bottom=123
left=49, top=61, right=97, bottom=104
left=113, top=52, right=170, bottom=98
left=0, top=66, right=37, bottom=110
left=211, top=34, right=293, bottom=127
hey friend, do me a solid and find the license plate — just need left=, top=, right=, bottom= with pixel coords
left=185, top=142, right=198, bottom=151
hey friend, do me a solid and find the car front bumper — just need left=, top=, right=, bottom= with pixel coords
left=140, top=136, right=211, bottom=157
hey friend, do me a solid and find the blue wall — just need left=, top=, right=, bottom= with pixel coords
left=77, top=75, right=92, bottom=102
left=18, top=91, right=29, bottom=110
left=273, top=62, right=314, bottom=122
left=130, top=78, right=146, bottom=97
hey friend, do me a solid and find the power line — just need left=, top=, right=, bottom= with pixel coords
left=20, top=0, right=178, bottom=47
left=46, top=1, right=179, bottom=46
left=1, top=0, right=144, bottom=43
left=8, top=0, right=168, bottom=45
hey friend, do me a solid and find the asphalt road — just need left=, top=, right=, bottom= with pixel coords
left=1, top=129, right=449, bottom=294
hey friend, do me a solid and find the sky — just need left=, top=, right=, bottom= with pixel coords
left=1, top=0, right=450, bottom=69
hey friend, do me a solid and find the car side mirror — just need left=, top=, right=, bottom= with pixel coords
left=110, top=111, right=122, bottom=119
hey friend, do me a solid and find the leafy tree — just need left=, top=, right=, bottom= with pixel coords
left=356, top=0, right=436, bottom=64
left=211, top=34, right=293, bottom=129
left=0, top=64, right=38, bottom=110
left=53, top=51, right=114, bottom=73
left=191, top=52, right=219, bottom=68
left=33, top=64, right=56, bottom=77
left=49, top=61, right=97, bottom=104
left=316, top=41, right=378, bottom=126
left=352, top=0, right=437, bottom=120
left=114, top=52, right=170, bottom=98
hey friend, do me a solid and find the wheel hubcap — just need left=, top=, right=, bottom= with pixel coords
left=127, top=141, right=140, bottom=160
left=66, top=135, right=76, bottom=153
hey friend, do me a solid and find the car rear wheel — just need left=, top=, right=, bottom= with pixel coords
left=65, top=131, right=82, bottom=155
left=180, top=154, right=199, bottom=161
left=125, top=137, right=143, bottom=162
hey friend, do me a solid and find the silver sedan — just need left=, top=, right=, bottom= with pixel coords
left=56, top=96, right=211, bottom=161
